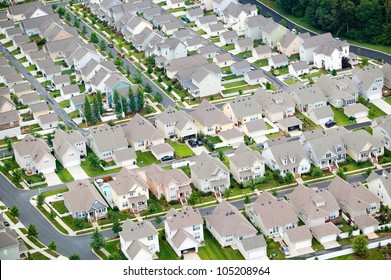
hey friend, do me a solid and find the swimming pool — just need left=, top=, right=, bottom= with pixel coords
left=102, top=185, right=111, bottom=197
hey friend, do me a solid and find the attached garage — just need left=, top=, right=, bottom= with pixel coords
left=310, top=222, right=341, bottom=244
left=354, top=215, right=379, bottom=235
left=343, top=103, right=369, bottom=119
left=150, top=143, right=174, bottom=160
left=283, top=225, right=312, bottom=250
left=237, top=235, right=267, bottom=260
left=309, top=106, right=334, bottom=126
left=169, top=229, right=199, bottom=257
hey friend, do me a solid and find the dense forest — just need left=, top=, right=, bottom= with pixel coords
left=273, top=0, right=391, bottom=46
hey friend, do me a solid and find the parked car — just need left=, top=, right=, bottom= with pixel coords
left=188, top=139, right=197, bottom=148
left=108, top=43, right=114, bottom=48
left=45, top=86, right=56, bottom=92
left=196, top=140, right=203, bottom=146
left=161, top=155, right=174, bottom=162
left=325, top=119, right=337, bottom=128
left=181, top=17, right=190, bottom=23
left=3, top=220, right=9, bottom=227
left=291, top=28, right=297, bottom=34
left=281, top=246, right=290, bottom=256
left=55, top=194, right=63, bottom=199
left=250, top=66, right=255, bottom=70
left=118, top=52, right=124, bottom=58
left=284, top=74, right=294, bottom=79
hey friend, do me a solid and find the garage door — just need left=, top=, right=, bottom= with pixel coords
left=40, top=167, right=55, bottom=174
left=63, top=160, right=80, bottom=168
left=319, top=234, right=337, bottom=244
left=295, top=240, right=312, bottom=250
left=362, top=226, right=375, bottom=234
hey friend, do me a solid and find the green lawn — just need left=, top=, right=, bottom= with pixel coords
left=136, top=151, right=160, bottom=167
left=68, top=110, right=80, bottom=119
left=166, top=140, right=194, bottom=158
left=23, top=173, right=46, bottom=185
left=312, top=238, right=325, bottom=252
left=198, top=229, right=245, bottom=260
left=223, top=80, right=248, bottom=88
left=338, top=155, right=373, bottom=172
left=179, top=165, right=191, bottom=176
left=157, top=233, right=181, bottom=260
left=62, top=215, right=93, bottom=231
left=29, top=252, right=50, bottom=260
left=222, top=74, right=243, bottom=81
left=210, top=37, right=220, bottom=43
left=80, top=152, right=121, bottom=177
left=56, top=167, right=74, bottom=183
left=196, top=29, right=206, bottom=35
left=331, top=106, right=351, bottom=126
left=222, top=44, right=235, bottom=51
left=52, top=201, right=69, bottom=214
left=42, top=187, right=68, bottom=198
left=272, top=67, right=289, bottom=76
left=236, top=51, right=253, bottom=59
left=283, top=77, right=299, bottom=85
left=104, top=239, right=120, bottom=254
left=295, top=110, right=322, bottom=131
left=367, top=103, right=386, bottom=119
left=222, top=85, right=259, bottom=94
left=253, top=59, right=269, bottom=67
left=266, top=238, right=285, bottom=260
left=4, top=211, right=18, bottom=224
left=220, top=66, right=232, bottom=74
left=205, top=135, right=222, bottom=144
left=58, top=100, right=70, bottom=108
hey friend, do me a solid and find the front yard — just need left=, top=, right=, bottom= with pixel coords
left=51, top=201, right=69, bottom=215
left=80, top=151, right=121, bottom=177
left=136, top=150, right=160, bottom=167
left=157, top=232, right=181, bottom=260
left=166, top=140, right=194, bottom=158
left=331, top=106, right=352, bottom=126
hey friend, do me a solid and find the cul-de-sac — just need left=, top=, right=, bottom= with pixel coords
left=0, top=0, right=390, bottom=261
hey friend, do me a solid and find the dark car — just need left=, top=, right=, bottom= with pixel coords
left=188, top=139, right=197, bottom=148
left=108, top=43, right=114, bottom=48
left=196, top=140, right=203, bottom=146
left=161, top=155, right=173, bottom=162
left=3, top=220, right=9, bottom=227
left=325, top=120, right=337, bottom=128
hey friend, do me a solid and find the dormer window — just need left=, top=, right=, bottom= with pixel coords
left=283, top=158, right=288, bottom=165
left=336, top=146, right=342, bottom=152
left=290, top=156, right=295, bottom=163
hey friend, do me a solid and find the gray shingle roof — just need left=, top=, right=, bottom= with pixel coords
left=189, top=99, right=233, bottom=127
left=122, top=114, right=164, bottom=144
left=285, top=225, right=312, bottom=242
left=120, top=219, right=157, bottom=243
left=239, top=235, right=266, bottom=251
left=190, top=151, right=229, bottom=180
left=165, top=206, right=202, bottom=231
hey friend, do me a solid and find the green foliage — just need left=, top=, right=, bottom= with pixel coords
left=93, top=96, right=100, bottom=120
left=37, top=193, right=45, bottom=207
left=134, top=70, right=143, bottom=84
left=284, top=171, right=294, bottom=184
left=56, top=7, right=65, bottom=17
left=121, top=95, right=128, bottom=114
left=12, top=169, right=22, bottom=185
left=154, top=92, right=163, bottom=104
left=28, top=224, right=38, bottom=238
left=144, top=83, right=152, bottom=93
left=49, top=240, right=57, bottom=251
left=112, top=216, right=122, bottom=234
left=10, top=205, right=19, bottom=217
left=331, top=69, right=337, bottom=76
left=353, top=235, right=368, bottom=256
left=336, top=168, right=347, bottom=180
left=244, top=195, right=251, bottom=204
left=224, top=188, right=232, bottom=198
left=310, top=167, right=323, bottom=178
left=137, top=91, right=145, bottom=110
left=90, top=228, right=105, bottom=251
left=88, top=155, right=101, bottom=169
left=361, top=57, right=369, bottom=66
left=83, top=96, right=92, bottom=124
left=157, top=76, right=163, bottom=83
left=114, top=56, right=124, bottom=67
left=50, top=209, right=57, bottom=220
left=155, top=216, right=163, bottom=224
left=129, top=87, right=136, bottom=112
left=65, top=12, right=71, bottom=22
left=90, top=32, right=99, bottom=44
left=147, top=66, right=153, bottom=74
left=265, top=81, right=271, bottom=90
left=279, top=19, right=287, bottom=27
left=113, top=90, right=122, bottom=114
left=73, top=218, right=87, bottom=230
left=217, top=150, right=225, bottom=161
left=188, top=190, right=200, bottom=205
left=69, top=254, right=80, bottom=260
left=99, top=40, right=106, bottom=51
left=108, top=51, right=113, bottom=59
left=81, top=25, right=87, bottom=35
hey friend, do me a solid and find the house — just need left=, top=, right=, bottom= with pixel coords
left=235, top=37, right=253, bottom=53
left=38, top=113, right=58, bottom=130
left=166, top=55, right=208, bottom=79
left=190, top=151, right=230, bottom=193
left=5, top=26, right=23, bottom=40
left=30, top=102, right=49, bottom=119
left=87, top=124, right=129, bottom=160
left=122, top=114, right=164, bottom=151
left=122, top=15, right=153, bottom=40
left=143, top=7, right=162, bottom=21
left=327, top=176, right=381, bottom=219
left=343, top=103, right=369, bottom=120
left=230, top=60, right=252, bottom=76
left=205, top=200, right=258, bottom=247
left=373, top=118, right=391, bottom=150
left=303, top=132, right=347, bottom=170
left=367, top=169, right=391, bottom=208
left=310, top=223, right=341, bottom=245
left=277, top=32, right=310, bottom=57
left=10, top=82, right=31, bottom=96
left=262, top=140, right=310, bottom=177
left=60, top=84, right=80, bottom=100
left=341, top=129, right=384, bottom=162
left=253, top=88, right=295, bottom=122
left=244, top=69, right=267, bottom=85
left=237, top=235, right=267, bottom=260
left=42, top=65, right=62, bottom=80
left=222, top=96, right=263, bottom=126
left=164, top=206, right=203, bottom=257
left=19, top=42, right=38, bottom=56
left=155, top=106, right=199, bottom=140
left=288, top=61, right=309, bottom=78
left=241, top=119, right=269, bottom=140
left=112, top=148, right=136, bottom=167
left=3, top=73, right=23, bottom=87
left=0, top=20, right=14, bottom=34
left=189, top=100, right=234, bottom=135
left=66, top=44, right=101, bottom=71
left=107, top=168, right=149, bottom=213
left=64, top=179, right=108, bottom=221
left=0, top=217, right=22, bottom=260
left=282, top=225, right=312, bottom=251
left=229, top=143, right=265, bottom=183
left=13, top=34, right=30, bottom=47
left=288, top=82, right=327, bottom=113
left=221, top=30, right=239, bottom=45
left=268, top=54, right=289, bottom=68
left=352, top=65, right=384, bottom=100
left=70, top=94, right=85, bottom=112
left=184, top=37, right=203, bottom=52
left=12, top=134, right=56, bottom=174
left=161, top=21, right=185, bottom=36
left=7, top=1, right=52, bottom=21
left=52, top=128, right=86, bottom=168
left=195, top=15, right=218, bottom=29
left=277, top=117, right=303, bottom=137
left=299, top=33, right=334, bottom=64
left=212, top=0, right=239, bottom=15
left=150, top=143, right=174, bottom=161
left=0, top=96, right=15, bottom=112
left=244, top=14, right=273, bottom=41
left=167, top=0, right=185, bottom=8
left=120, top=220, right=159, bottom=260
left=252, top=45, right=272, bottom=61
left=213, top=53, right=234, bottom=68
left=205, top=22, right=225, bottom=37
left=52, top=74, right=71, bottom=90
left=27, top=50, right=48, bottom=65
left=221, top=3, right=257, bottom=34
left=197, top=45, right=218, bottom=59
left=313, top=40, right=350, bottom=71
left=185, top=8, right=203, bottom=22
left=286, top=184, right=340, bottom=227
left=20, top=92, right=40, bottom=106
left=0, top=109, right=20, bottom=140
left=262, top=21, right=288, bottom=47
left=245, top=191, right=298, bottom=238
left=218, top=127, right=243, bottom=147
left=308, top=105, right=334, bottom=126
left=131, top=28, right=164, bottom=52
left=315, top=75, right=359, bottom=108
left=382, top=63, right=391, bottom=89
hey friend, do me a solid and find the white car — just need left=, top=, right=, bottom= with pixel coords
left=291, top=28, right=297, bottom=34
left=281, top=246, right=290, bottom=256
left=284, top=74, right=294, bottom=79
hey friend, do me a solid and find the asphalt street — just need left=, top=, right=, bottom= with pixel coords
left=240, top=0, right=391, bottom=64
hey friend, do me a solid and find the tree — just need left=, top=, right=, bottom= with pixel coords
left=11, top=169, right=22, bottom=185
left=353, top=235, right=368, bottom=256
left=48, top=240, right=57, bottom=251
left=73, top=218, right=87, bottom=229
left=147, top=66, right=153, bottom=75
left=157, top=76, right=163, bottom=83
left=218, top=150, right=225, bottom=161
left=311, top=167, right=323, bottom=178
left=65, top=12, right=71, bottom=22
left=90, top=32, right=99, bottom=44
left=93, top=96, right=100, bottom=120
left=108, top=252, right=125, bottom=260
left=69, top=0, right=74, bottom=6
left=4, top=136, right=13, bottom=152
left=51, top=4, right=58, bottom=10
left=167, top=84, right=172, bottom=92
left=361, top=57, right=369, bottom=66
left=244, top=195, right=251, bottom=204
left=3, top=161, right=12, bottom=172
left=81, top=25, right=87, bottom=35
left=10, top=206, right=19, bottom=218
left=99, top=40, right=106, bottom=51
left=112, top=217, right=122, bottom=234
left=113, top=90, right=122, bottom=115
left=155, top=216, right=163, bottom=224
left=144, top=83, right=152, bottom=93
left=266, top=12, right=272, bottom=18
left=50, top=209, right=56, bottom=220
left=56, top=7, right=65, bottom=17
left=265, top=81, right=271, bottom=90
left=128, top=87, right=136, bottom=112
left=36, top=193, right=45, bottom=207
left=154, top=92, right=163, bottom=104
left=28, top=224, right=38, bottom=238
left=89, top=155, right=101, bottom=169
left=271, top=188, right=278, bottom=197
left=331, top=69, right=337, bottom=76
left=108, top=51, right=113, bottom=59
left=279, top=19, right=287, bottom=27
left=188, top=191, right=200, bottom=205
left=137, top=90, right=145, bottom=111
left=134, top=70, right=143, bottom=84
left=224, top=188, right=232, bottom=199
left=121, top=95, right=128, bottom=114
left=284, top=171, right=294, bottom=184
left=257, top=6, right=262, bottom=14
left=336, top=168, right=347, bottom=180
left=90, top=228, right=106, bottom=251
left=69, top=254, right=80, bottom=260
left=126, top=65, right=130, bottom=76
left=114, top=56, right=124, bottom=67
left=83, top=96, right=93, bottom=124
left=97, top=91, right=104, bottom=114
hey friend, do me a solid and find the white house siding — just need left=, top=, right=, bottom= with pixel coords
left=0, top=127, right=21, bottom=140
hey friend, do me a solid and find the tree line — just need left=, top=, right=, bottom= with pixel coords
left=273, top=0, right=391, bottom=46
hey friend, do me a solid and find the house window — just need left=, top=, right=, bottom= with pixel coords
left=194, top=233, right=200, bottom=239
left=207, top=126, right=213, bottom=132
left=147, top=236, right=154, bottom=241
left=193, top=225, right=200, bottom=231
left=326, top=153, right=331, bottom=158
left=336, top=146, right=342, bottom=152
left=170, top=194, right=177, bottom=200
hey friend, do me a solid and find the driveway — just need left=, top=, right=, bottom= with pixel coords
left=288, top=247, right=314, bottom=258
left=323, top=241, right=340, bottom=249
left=183, top=252, right=201, bottom=260
left=371, top=99, right=391, bottom=114
left=356, top=116, right=371, bottom=123
left=189, top=144, right=209, bottom=155
left=67, top=166, right=89, bottom=180
left=366, top=232, right=379, bottom=240
left=45, top=172, right=62, bottom=186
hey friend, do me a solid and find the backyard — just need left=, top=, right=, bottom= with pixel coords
left=136, top=151, right=160, bottom=167
left=331, top=106, right=352, bottom=126
left=166, top=140, right=194, bottom=158
left=157, top=233, right=181, bottom=260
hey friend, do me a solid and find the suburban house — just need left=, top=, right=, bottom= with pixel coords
left=164, top=206, right=203, bottom=257
left=145, top=164, right=191, bottom=202
left=218, top=127, right=243, bottom=147
left=119, top=220, right=159, bottom=260
left=52, top=74, right=71, bottom=90
left=20, top=92, right=40, bottom=106
left=235, top=37, right=253, bottom=53
left=190, top=151, right=230, bottom=193
left=7, top=1, right=52, bottom=22
left=0, top=106, right=20, bottom=140
left=165, top=55, right=208, bottom=79
left=313, top=40, right=350, bottom=71
left=52, top=128, right=86, bottom=168
left=277, top=117, right=303, bottom=137
left=352, top=65, right=384, bottom=100
left=344, top=103, right=369, bottom=120
left=237, top=235, right=267, bottom=260
left=241, top=119, right=269, bottom=140
left=277, top=32, right=310, bottom=57
left=0, top=216, right=22, bottom=260
left=288, top=61, right=309, bottom=78
left=252, top=45, right=272, bottom=61
left=315, top=75, right=359, bottom=108
left=262, top=140, right=310, bottom=177
left=229, top=143, right=265, bottom=183
left=195, top=15, right=218, bottom=29
left=205, top=200, right=258, bottom=247
left=282, top=225, right=312, bottom=252
left=310, top=222, right=341, bottom=245
left=205, top=22, right=225, bottom=37
left=12, top=134, right=56, bottom=174
left=341, top=130, right=384, bottom=162
left=299, top=33, right=334, bottom=64
left=308, top=106, right=334, bottom=126
left=382, top=63, right=391, bottom=89
left=261, top=21, right=288, bottom=47
left=166, top=0, right=186, bottom=9
left=150, top=143, right=174, bottom=161
left=367, top=169, right=391, bottom=208
left=155, top=106, right=199, bottom=140
left=38, top=113, right=58, bottom=130
left=87, top=124, right=129, bottom=160
left=60, top=84, right=80, bottom=100
left=222, top=96, right=263, bottom=126
left=268, top=54, right=289, bottom=68
left=185, top=8, right=203, bottom=22
left=189, top=100, right=234, bottom=135
left=221, top=30, right=239, bottom=45
left=212, top=0, right=239, bottom=15
left=221, top=3, right=257, bottom=34
left=230, top=60, right=252, bottom=76
left=244, top=14, right=273, bottom=41
left=288, top=83, right=327, bottom=113
left=64, top=179, right=108, bottom=221
left=246, top=191, right=298, bottom=238
left=107, top=168, right=149, bottom=213
left=286, top=184, right=340, bottom=227
left=373, top=118, right=391, bottom=150
left=122, top=114, right=164, bottom=151
left=253, top=89, right=296, bottom=122
left=244, top=70, right=267, bottom=85
left=147, top=38, right=187, bottom=65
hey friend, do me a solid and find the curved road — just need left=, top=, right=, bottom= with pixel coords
left=240, top=0, right=391, bottom=64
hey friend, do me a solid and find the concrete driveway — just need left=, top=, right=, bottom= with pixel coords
left=183, top=252, right=201, bottom=260
left=371, top=99, right=391, bottom=114
left=323, top=241, right=340, bottom=249
left=366, top=232, right=379, bottom=240
left=67, top=166, right=89, bottom=180
left=189, top=144, right=209, bottom=155
left=288, top=247, right=314, bottom=258
left=45, top=172, right=62, bottom=186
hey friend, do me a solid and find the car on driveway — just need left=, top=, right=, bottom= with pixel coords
left=118, top=52, right=124, bottom=58
left=196, top=140, right=203, bottom=146
left=281, top=246, right=290, bottom=256
left=188, top=139, right=197, bottom=148
left=108, top=43, right=114, bottom=48
left=284, top=74, right=294, bottom=79
left=161, top=155, right=174, bottom=162
left=325, top=120, right=337, bottom=128
left=45, top=86, right=56, bottom=92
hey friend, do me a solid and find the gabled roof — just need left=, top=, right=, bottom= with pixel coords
left=310, top=222, right=341, bottom=239
left=236, top=37, right=252, bottom=47
left=314, top=40, right=349, bottom=56
left=230, top=143, right=265, bottom=169
left=190, top=99, right=233, bottom=127
left=165, top=206, right=202, bottom=231
left=225, top=96, right=262, bottom=119
left=284, top=225, right=312, bottom=242
left=310, top=105, right=334, bottom=120
left=239, top=235, right=266, bottom=251
left=278, top=32, right=298, bottom=49
left=231, top=60, right=251, bottom=71
left=367, top=169, right=391, bottom=199
left=155, top=105, right=194, bottom=130
left=120, top=219, right=157, bottom=243
left=288, top=82, right=327, bottom=106
left=242, top=119, right=267, bottom=133
left=122, top=114, right=164, bottom=144
left=382, top=63, right=391, bottom=81
left=352, top=65, right=384, bottom=91
left=304, top=132, right=346, bottom=161
left=89, top=124, right=128, bottom=153
left=245, top=14, right=272, bottom=28
left=290, top=61, right=309, bottom=72
left=110, top=167, right=148, bottom=196
left=253, top=45, right=271, bottom=55
left=341, top=129, right=383, bottom=154
left=191, top=151, right=229, bottom=179
left=316, top=75, right=359, bottom=101
left=38, top=113, right=58, bottom=124
left=269, top=54, right=288, bottom=65
left=171, top=229, right=198, bottom=248
left=301, top=33, right=334, bottom=50
left=253, top=88, right=295, bottom=114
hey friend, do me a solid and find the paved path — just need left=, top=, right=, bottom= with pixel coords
left=67, top=166, right=89, bottom=180
left=371, top=99, right=391, bottom=114
left=45, top=172, right=62, bottom=186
